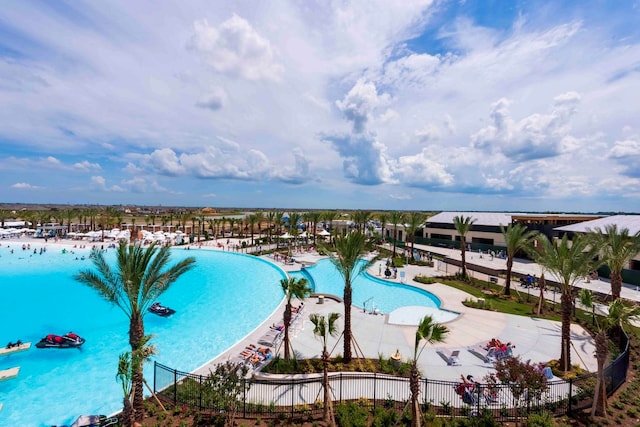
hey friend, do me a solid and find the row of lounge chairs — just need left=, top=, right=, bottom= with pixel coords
left=257, top=304, right=305, bottom=348
left=236, top=304, right=306, bottom=372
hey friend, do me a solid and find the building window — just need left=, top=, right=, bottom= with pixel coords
left=431, top=233, right=451, bottom=240
left=472, top=237, right=494, bottom=245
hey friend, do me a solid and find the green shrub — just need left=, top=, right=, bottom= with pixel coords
left=335, top=402, right=369, bottom=427
left=527, top=411, right=556, bottom=427
left=371, top=407, right=399, bottom=427
left=414, top=275, right=437, bottom=284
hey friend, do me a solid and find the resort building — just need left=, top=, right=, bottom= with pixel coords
left=418, top=212, right=514, bottom=251
left=413, top=212, right=604, bottom=251
left=555, top=214, right=640, bottom=284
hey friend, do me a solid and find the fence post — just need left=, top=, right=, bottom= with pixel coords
left=199, top=374, right=203, bottom=411
left=423, top=377, right=428, bottom=407
left=243, top=377, right=247, bottom=418
left=291, top=377, right=295, bottom=419
left=173, top=368, right=177, bottom=405
left=568, top=378, right=573, bottom=416
left=373, top=373, right=377, bottom=412
left=340, top=373, right=343, bottom=403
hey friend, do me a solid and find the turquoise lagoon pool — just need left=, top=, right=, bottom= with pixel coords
left=0, top=244, right=285, bottom=427
left=292, top=259, right=442, bottom=314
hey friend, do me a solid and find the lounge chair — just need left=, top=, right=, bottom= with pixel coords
left=258, top=330, right=282, bottom=347
left=468, top=344, right=496, bottom=363
left=436, top=348, right=461, bottom=366
left=494, top=345, right=514, bottom=361
left=69, top=414, right=118, bottom=427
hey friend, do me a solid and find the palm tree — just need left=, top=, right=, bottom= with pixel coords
left=247, top=214, right=258, bottom=246
left=75, top=241, right=196, bottom=424
left=255, top=211, right=265, bottom=244
left=207, top=219, right=216, bottom=239
left=0, top=209, right=9, bottom=228
left=38, top=210, right=52, bottom=228
left=530, top=234, right=599, bottom=372
left=228, top=218, right=236, bottom=237
left=310, top=312, right=341, bottom=425
left=351, top=210, right=372, bottom=233
left=266, top=211, right=276, bottom=243
left=117, top=334, right=156, bottom=427
left=322, top=211, right=339, bottom=245
left=63, top=208, right=77, bottom=233
left=287, top=212, right=303, bottom=255
left=20, top=210, right=34, bottom=231
left=280, top=277, right=312, bottom=360
left=501, top=224, right=539, bottom=296
left=389, top=211, right=406, bottom=259
left=308, top=211, right=322, bottom=245
left=274, top=211, right=285, bottom=236
left=326, top=231, right=372, bottom=363
left=410, top=315, right=449, bottom=427
left=405, top=212, right=426, bottom=259
left=453, top=215, right=476, bottom=278
left=377, top=212, right=390, bottom=244
left=587, top=225, right=640, bottom=301
left=579, top=290, right=640, bottom=417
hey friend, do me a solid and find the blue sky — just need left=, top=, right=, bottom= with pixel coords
left=1, top=0, right=639, bottom=212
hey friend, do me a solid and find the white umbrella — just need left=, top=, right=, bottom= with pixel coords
left=317, top=229, right=331, bottom=236
left=280, top=232, right=293, bottom=239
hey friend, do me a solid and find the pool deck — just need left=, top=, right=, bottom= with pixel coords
left=194, top=246, right=598, bottom=383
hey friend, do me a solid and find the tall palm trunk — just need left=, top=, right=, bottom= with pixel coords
left=592, top=331, right=609, bottom=417
left=536, top=274, right=546, bottom=315
left=611, top=271, right=623, bottom=301
left=460, top=239, right=467, bottom=277
left=343, top=283, right=352, bottom=362
left=392, top=227, right=398, bottom=258
left=410, top=362, right=421, bottom=427
left=129, top=314, right=145, bottom=422
left=505, top=257, right=513, bottom=295
left=123, top=396, right=135, bottom=427
left=283, top=303, right=292, bottom=360
left=559, top=292, right=572, bottom=371
left=322, top=350, right=331, bottom=423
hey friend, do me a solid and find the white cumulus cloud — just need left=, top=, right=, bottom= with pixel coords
left=471, top=92, right=581, bottom=161
left=188, top=15, right=284, bottom=81
left=336, top=79, right=391, bottom=133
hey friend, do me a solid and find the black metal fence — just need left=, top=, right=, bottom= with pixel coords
left=153, top=330, right=629, bottom=422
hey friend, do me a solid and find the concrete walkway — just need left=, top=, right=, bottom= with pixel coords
left=408, top=242, right=640, bottom=302
left=193, top=245, right=598, bottom=385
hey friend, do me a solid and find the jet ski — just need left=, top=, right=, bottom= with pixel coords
left=148, top=302, right=176, bottom=317
left=36, top=332, right=85, bottom=349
